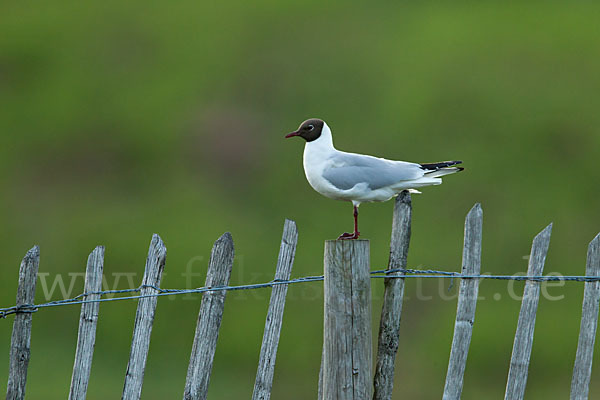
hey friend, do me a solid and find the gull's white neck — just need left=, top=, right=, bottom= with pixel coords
left=302, top=122, right=336, bottom=185
left=301, top=122, right=340, bottom=197
left=303, top=122, right=335, bottom=154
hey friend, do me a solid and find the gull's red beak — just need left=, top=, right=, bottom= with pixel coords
left=285, top=130, right=300, bottom=138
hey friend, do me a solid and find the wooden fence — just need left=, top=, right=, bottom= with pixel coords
left=3, top=191, right=600, bottom=399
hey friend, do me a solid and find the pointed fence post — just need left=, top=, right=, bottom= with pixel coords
left=69, top=246, right=105, bottom=400
left=184, top=233, right=235, bottom=400
left=122, top=234, right=167, bottom=400
left=504, top=224, right=552, bottom=400
left=6, top=246, right=40, bottom=400
left=570, top=233, right=600, bottom=399
left=443, top=204, right=483, bottom=400
left=373, top=191, right=412, bottom=400
left=323, top=239, right=372, bottom=400
left=252, top=219, right=298, bottom=400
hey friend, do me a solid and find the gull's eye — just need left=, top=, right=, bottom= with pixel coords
left=307, top=125, right=315, bottom=131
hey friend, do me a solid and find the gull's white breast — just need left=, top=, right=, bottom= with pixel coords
left=303, top=146, right=343, bottom=200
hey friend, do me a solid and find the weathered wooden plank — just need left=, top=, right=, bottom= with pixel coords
left=252, top=219, right=298, bottom=400
left=504, top=223, right=552, bottom=400
left=317, top=350, right=324, bottom=400
left=570, top=233, right=600, bottom=400
left=122, top=234, right=167, bottom=400
left=323, top=240, right=372, bottom=400
left=183, top=232, right=235, bottom=400
left=443, top=204, right=483, bottom=400
left=6, top=246, right=40, bottom=400
left=69, top=246, right=105, bottom=400
left=373, top=190, right=412, bottom=400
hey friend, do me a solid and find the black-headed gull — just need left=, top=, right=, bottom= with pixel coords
left=285, top=118, right=463, bottom=240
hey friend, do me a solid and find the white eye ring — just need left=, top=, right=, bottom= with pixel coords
left=307, top=125, right=315, bottom=131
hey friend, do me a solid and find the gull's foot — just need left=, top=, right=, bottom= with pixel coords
left=337, top=231, right=361, bottom=240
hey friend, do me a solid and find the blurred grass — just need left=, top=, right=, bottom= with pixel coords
left=1, top=1, right=599, bottom=398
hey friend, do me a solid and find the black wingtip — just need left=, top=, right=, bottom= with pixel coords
left=420, top=160, right=463, bottom=170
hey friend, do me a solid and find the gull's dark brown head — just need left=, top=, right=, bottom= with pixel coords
left=285, top=118, right=325, bottom=142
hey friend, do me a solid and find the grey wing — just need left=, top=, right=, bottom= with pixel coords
left=322, top=152, right=424, bottom=190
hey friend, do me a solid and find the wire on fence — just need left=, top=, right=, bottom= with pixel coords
left=2, top=267, right=600, bottom=319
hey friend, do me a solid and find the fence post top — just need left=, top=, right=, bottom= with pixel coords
left=216, top=232, right=233, bottom=244
left=535, top=223, right=553, bottom=238
left=283, top=218, right=297, bottom=227
left=397, top=190, right=412, bottom=203
left=468, top=203, right=482, bottom=215
left=325, top=239, right=370, bottom=245
left=24, top=245, right=40, bottom=259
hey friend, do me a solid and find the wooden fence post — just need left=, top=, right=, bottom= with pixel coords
left=183, top=232, right=235, bottom=400
left=443, top=203, right=483, bottom=399
left=122, top=234, right=167, bottom=400
left=323, top=240, right=372, bottom=400
left=504, top=223, right=552, bottom=400
left=252, top=220, right=298, bottom=400
left=317, top=350, right=324, bottom=400
left=373, top=191, right=412, bottom=400
left=6, top=246, right=40, bottom=400
left=69, top=246, right=105, bottom=400
left=570, top=233, right=600, bottom=399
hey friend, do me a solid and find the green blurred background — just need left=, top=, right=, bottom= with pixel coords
left=1, top=1, right=599, bottom=398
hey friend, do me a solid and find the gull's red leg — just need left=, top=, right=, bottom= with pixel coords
left=337, top=205, right=361, bottom=240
